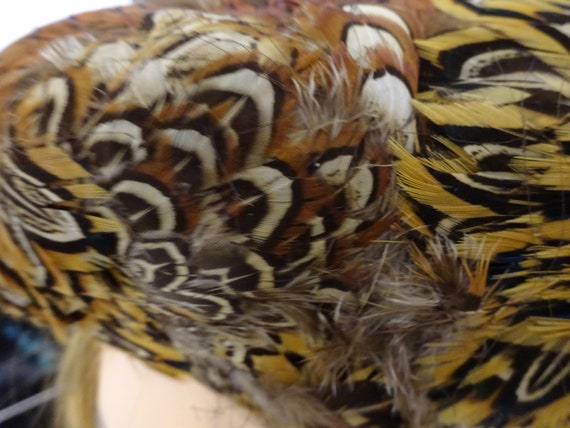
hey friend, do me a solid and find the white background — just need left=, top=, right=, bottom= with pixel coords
left=0, top=0, right=131, bottom=50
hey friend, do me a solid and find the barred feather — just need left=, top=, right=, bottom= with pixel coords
left=0, top=0, right=568, bottom=427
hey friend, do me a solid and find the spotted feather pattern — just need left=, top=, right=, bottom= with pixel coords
left=0, top=0, right=569, bottom=427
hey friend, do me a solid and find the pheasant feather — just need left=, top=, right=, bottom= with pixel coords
left=0, top=0, right=568, bottom=426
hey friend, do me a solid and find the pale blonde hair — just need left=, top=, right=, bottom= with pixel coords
left=54, top=329, right=100, bottom=428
